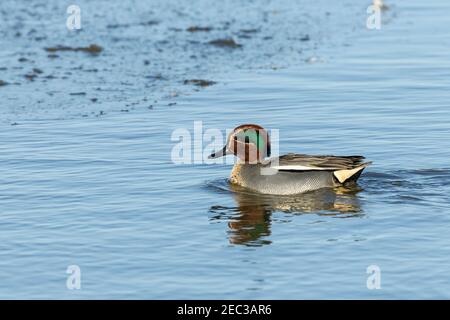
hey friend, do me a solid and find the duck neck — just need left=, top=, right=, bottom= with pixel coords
left=230, top=162, right=262, bottom=185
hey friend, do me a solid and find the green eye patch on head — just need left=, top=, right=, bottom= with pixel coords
left=235, top=129, right=266, bottom=151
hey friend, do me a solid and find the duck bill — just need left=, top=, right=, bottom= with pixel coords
left=208, top=146, right=229, bottom=159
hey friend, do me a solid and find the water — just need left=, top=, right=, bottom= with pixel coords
left=1, top=0, right=450, bottom=299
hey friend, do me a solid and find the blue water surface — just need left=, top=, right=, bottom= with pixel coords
left=1, top=0, right=450, bottom=298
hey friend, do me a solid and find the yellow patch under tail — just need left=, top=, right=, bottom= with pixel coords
left=333, top=163, right=371, bottom=184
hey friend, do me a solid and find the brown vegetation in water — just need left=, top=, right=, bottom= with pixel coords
left=186, top=26, right=213, bottom=32
left=183, top=79, right=217, bottom=87
left=208, top=38, right=242, bottom=48
left=45, top=44, right=103, bottom=54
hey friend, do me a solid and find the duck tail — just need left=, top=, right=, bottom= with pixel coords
left=333, top=162, right=372, bottom=184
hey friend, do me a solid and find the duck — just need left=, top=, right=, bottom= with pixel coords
left=208, top=124, right=371, bottom=195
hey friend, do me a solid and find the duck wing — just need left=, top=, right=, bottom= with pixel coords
left=266, top=153, right=370, bottom=171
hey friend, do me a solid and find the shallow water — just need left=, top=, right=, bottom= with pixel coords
left=1, top=0, right=450, bottom=298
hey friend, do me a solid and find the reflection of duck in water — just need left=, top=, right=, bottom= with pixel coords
left=209, top=124, right=371, bottom=195
left=209, top=183, right=363, bottom=246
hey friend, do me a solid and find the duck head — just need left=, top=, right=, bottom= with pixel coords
left=208, top=124, right=271, bottom=163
